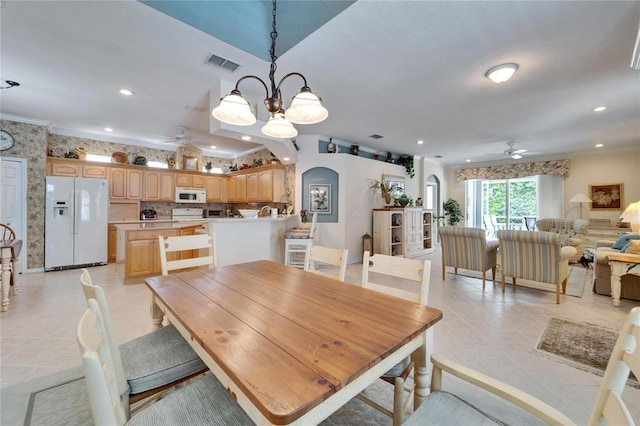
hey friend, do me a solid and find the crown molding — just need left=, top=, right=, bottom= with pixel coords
left=0, top=113, right=50, bottom=126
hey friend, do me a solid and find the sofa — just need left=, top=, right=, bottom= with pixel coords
left=535, top=218, right=589, bottom=262
left=593, top=234, right=640, bottom=302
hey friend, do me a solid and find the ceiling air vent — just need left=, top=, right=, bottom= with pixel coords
left=369, top=134, right=384, bottom=139
left=205, top=53, right=240, bottom=72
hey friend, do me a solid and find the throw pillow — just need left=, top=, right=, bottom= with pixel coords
left=625, top=240, right=640, bottom=255
left=611, top=233, right=640, bottom=250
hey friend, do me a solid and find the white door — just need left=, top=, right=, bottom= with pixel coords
left=0, top=158, right=26, bottom=273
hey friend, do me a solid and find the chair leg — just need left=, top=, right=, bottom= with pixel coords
left=441, top=265, right=445, bottom=281
left=481, top=271, right=486, bottom=290
left=556, top=284, right=560, bottom=304
left=392, top=377, right=404, bottom=426
left=561, top=278, right=567, bottom=294
left=512, top=277, right=516, bottom=286
left=454, top=267, right=458, bottom=275
left=501, top=274, right=505, bottom=293
left=491, top=266, right=496, bottom=282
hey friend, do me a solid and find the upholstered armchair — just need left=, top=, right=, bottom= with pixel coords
left=497, top=230, right=577, bottom=304
left=439, top=226, right=499, bottom=289
left=535, top=218, right=589, bottom=262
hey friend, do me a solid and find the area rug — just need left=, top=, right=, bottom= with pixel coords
left=535, top=317, right=638, bottom=388
left=450, top=265, right=587, bottom=297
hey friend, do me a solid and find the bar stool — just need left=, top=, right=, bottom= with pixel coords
left=284, top=212, right=318, bottom=268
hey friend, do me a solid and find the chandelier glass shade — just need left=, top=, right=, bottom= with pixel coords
left=211, top=0, right=327, bottom=138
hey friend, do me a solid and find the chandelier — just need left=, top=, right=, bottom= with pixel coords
left=212, top=0, right=328, bottom=138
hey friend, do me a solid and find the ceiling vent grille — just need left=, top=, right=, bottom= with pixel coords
left=369, top=134, right=384, bottom=139
left=205, top=53, right=240, bottom=72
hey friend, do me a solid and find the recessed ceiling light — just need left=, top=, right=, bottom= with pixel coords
left=283, top=157, right=290, bottom=161
left=241, top=135, right=252, bottom=141
left=486, top=63, right=519, bottom=83
left=119, top=89, right=134, bottom=96
left=210, top=145, right=216, bottom=149
left=511, top=154, right=523, bottom=160
left=465, top=159, right=471, bottom=162
left=592, top=106, right=606, bottom=112
left=104, top=127, right=114, bottom=132
left=595, top=143, right=604, bottom=148
left=417, top=140, right=424, bottom=145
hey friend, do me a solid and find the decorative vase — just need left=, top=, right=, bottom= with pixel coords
left=398, top=194, right=410, bottom=207
left=416, top=197, right=423, bottom=206
left=384, top=193, right=392, bottom=205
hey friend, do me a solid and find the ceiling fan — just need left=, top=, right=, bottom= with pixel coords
left=160, top=126, right=192, bottom=147
left=503, top=142, right=528, bottom=159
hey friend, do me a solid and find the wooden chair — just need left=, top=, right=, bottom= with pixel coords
left=356, top=251, right=431, bottom=426
left=497, top=230, right=577, bottom=304
left=79, top=269, right=207, bottom=406
left=284, top=212, right=318, bottom=268
left=303, top=244, right=348, bottom=282
left=0, top=223, right=21, bottom=293
left=438, top=226, right=499, bottom=290
left=405, top=306, right=640, bottom=426
left=158, top=233, right=216, bottom=276
left=77, top=299, right=252, bottom=426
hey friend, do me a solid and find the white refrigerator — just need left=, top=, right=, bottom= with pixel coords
left=45, top=176, right=108, bottom=271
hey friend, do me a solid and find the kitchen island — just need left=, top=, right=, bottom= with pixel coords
left=115, top=221, right=204, bottom=284
left=203, top=215, right=298, bottom=266
left=115, top=215, right=299, bottom=283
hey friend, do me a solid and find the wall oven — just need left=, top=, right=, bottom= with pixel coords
left=175, top=188, right=206, bottom=204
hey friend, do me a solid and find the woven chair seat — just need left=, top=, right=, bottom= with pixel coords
left=404, top=391, right=504, bottom=426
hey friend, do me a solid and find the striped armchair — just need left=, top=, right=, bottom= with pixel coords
left=439, top=226, right=499, bottom=289
left=497, top=230, right=577, bottom=304
left=535, top=218, right=589, bottom=262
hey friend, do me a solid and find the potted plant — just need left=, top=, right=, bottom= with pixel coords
left=166, top=156, right=176, bottom=169
left=443, top=198, right=464, bottom=226
left=75, top=146, right=88, bottom=160
left=370, top=179, right=398, bottom=205
left=398, top=156, right=415, bottom=178
left=205, top=161, right=213, bottom=172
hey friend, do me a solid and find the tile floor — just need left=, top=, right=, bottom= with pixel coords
left=1, top=252, right=639, bottom=425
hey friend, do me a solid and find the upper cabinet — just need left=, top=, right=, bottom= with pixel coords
left=176, top=173, right=205, bottom=188
left=206, top=175, right=225, bottom=202
left=246, top=169, right=284, bottom=202
left=144, top=170, right=175, bottom=201
left=109, top=167, right=142, bottom=200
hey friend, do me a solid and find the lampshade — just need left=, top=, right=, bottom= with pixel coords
left=212, top=92, right=256, bottom=126
left=261, top=112, right=298, bottom=138
left=620, top=201, right=640, bottom=232
left=285, top=88, right=328, bottom=124
left=486, top=63, right=519, bottom=83
left=569, top=193, right=592, bottom=203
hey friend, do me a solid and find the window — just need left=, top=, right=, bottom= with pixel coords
left=86, top=154, right=111, bottom=163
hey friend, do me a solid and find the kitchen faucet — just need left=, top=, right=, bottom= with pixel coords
left=259, top=205, right=272, bottom=217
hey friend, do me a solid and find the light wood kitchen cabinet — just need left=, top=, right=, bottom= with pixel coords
left=246, top=169, right=284, bottom=202
left=125, top=229, right=179, bottom=280
left=176, top=173, right=206, bottom=188
left=108, top=224, right=117, bottom=263
left=143, top=171, right=175, bottom=201
left=227, top=174, right=247, bottom=202
left=110, top=168, right=142, bottom=200
left=82, top=165, right=107, bottom=178
left=206, top=175, right=225, bottom=202
left=49, top=161, right=80, bottom=177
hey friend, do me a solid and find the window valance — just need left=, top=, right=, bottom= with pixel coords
left=456, top=159, right=569, bottom=182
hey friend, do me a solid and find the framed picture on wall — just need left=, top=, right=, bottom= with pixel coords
left=183, top=156, right=197, bottom=170
left=309, top=184, right=331, bottom=214
left=589, top=183, right=624, bottom=210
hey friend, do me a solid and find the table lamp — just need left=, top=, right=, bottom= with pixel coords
left=569, top=193, right=592, bottom=219
left=620, top=201, right=640, bottom=232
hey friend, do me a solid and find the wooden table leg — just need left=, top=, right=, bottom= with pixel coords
left=1, top=250, right=11, bottom=312
left=150, top=294, right=164, bottom=329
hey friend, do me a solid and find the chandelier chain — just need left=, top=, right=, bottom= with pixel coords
left=268, top=0, right=278, bottom=96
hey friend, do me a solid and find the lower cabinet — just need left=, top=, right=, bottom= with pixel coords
left=122, top=229, right=180, bottom=282
left=108, top=225, right=117, bottom=263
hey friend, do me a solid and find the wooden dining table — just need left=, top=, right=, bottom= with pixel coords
left=145, top=260, right=442, bottom=425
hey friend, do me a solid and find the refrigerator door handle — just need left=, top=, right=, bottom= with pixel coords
left=73, top=188, right=80, bottom=235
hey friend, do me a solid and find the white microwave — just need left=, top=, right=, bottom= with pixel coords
left=175, top=188, right=206, bottom=204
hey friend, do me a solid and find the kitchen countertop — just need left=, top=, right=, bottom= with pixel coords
left=109, top=216, right=174, bottom=224
left=114, top=221, right=205, bottom=231
left=206, top=215, right=298, bottom=223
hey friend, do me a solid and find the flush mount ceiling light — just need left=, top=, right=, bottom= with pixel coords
left=417, top=140, right=424, bottom=145
left=592, top=106, right=607, bottom=112
left=595, top=143, right=604, bottom=148
left=241, top=135, right=252, bottom=141
left=212, top=0, right=328, bottom=139
left=119, top=88, right=134, bottom=96
left=104, top=127, right=114, bottom=132
left=485, top=63, right=519, bottom=83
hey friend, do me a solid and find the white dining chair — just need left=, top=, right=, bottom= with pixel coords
left=77, top=298, right=253, bottom=426
left=405, top=306, right=640, bottom=426
left=158, top=233, right=216, bottom=276
left=356, top=251, right=431, bottom=426
left=284, top=212, right=318, bottom=268
left=79, top=269, right=207, bottom=406
left=303, top=244, right=348, bottom=282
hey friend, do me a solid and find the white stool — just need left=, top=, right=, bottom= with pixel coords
left=284, top=212, right=318, bottom=268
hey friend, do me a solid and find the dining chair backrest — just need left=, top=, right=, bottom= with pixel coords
left=79, top=269, right=128, bottom=398
left=158, top=233, right=216, bottom=276
left=77, top=298, right=128, bottom=426
left=361, top=251, right=430, bottom=304
left=0, top=223, right=15, bottom=241
left=588, top=306, right=640, bottom=425
left=303, top=244, right=349, bottom=282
